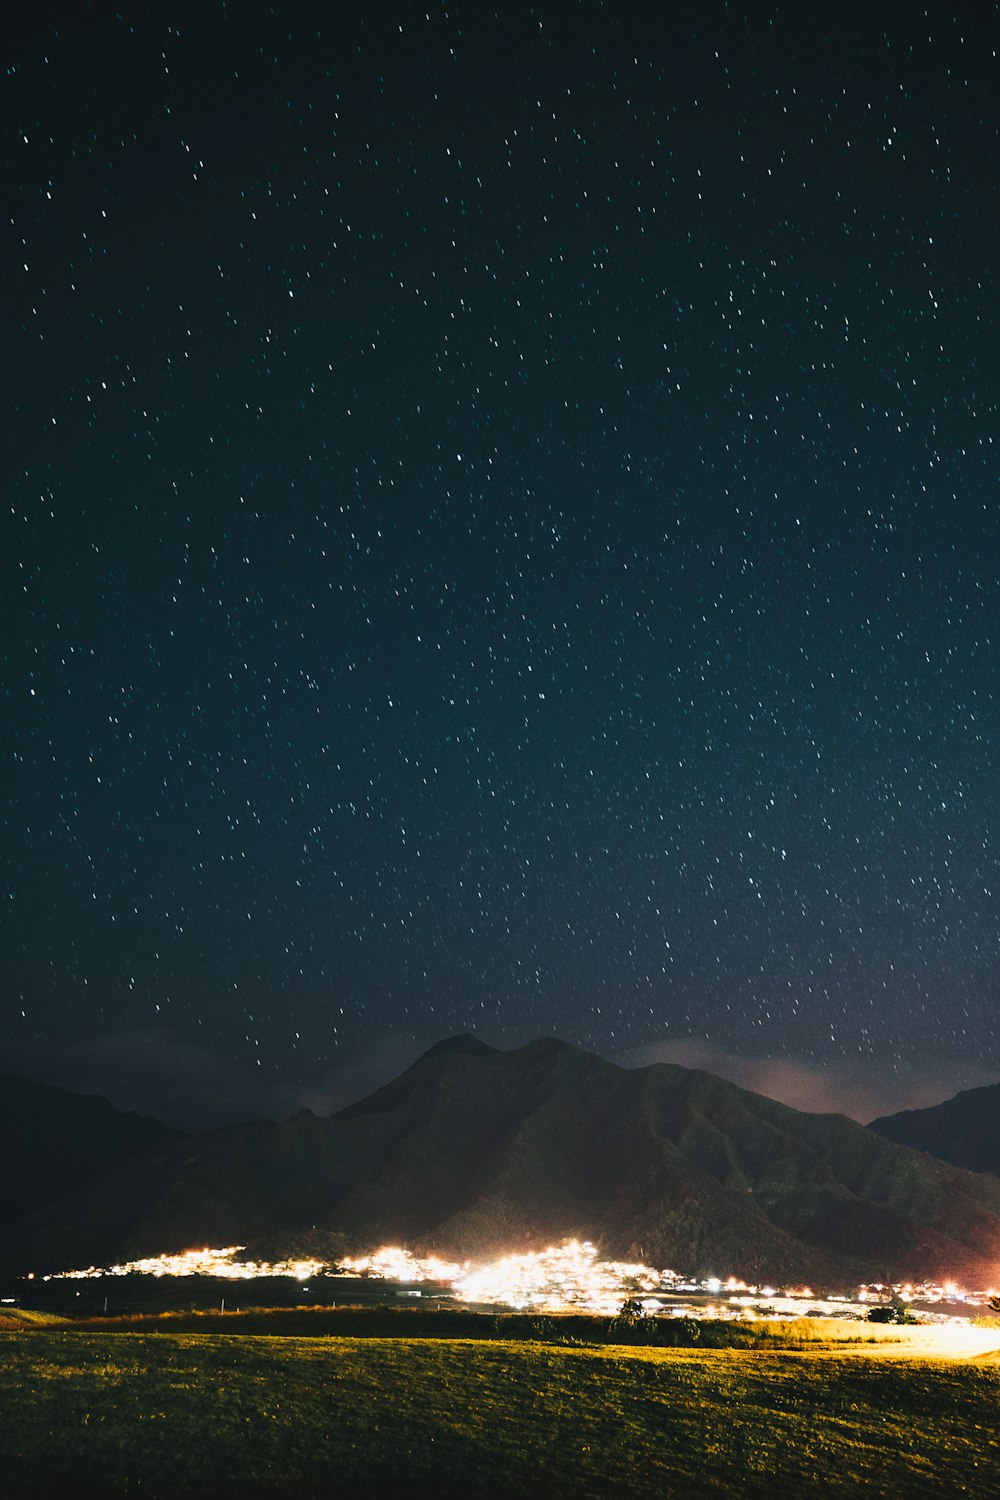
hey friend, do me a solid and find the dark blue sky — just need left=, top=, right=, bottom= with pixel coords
left=4, top=1, right=999, bottom=1127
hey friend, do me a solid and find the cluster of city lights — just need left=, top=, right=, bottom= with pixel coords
left=44, top=1239, right=676, bottom=1312
left=36, top=1239, right=997, bottom=1319
left=456, top=1240, right=670, bottom=1313
left=339, top=1239, right=672, bottom=1312
left=337, top=1247, right=465, bottom=1282
left=42, top=1246, right=327, bottom=1282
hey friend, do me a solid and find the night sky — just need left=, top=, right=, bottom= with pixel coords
left=5, top=2, right=1000, bottom=1129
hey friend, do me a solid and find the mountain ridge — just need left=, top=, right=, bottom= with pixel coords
left=869, top=1081, right=1000, bottom=1178
left=3, top=1038, right=1000, bottom=1288
left=0, top=1073, right=181, bottom=1235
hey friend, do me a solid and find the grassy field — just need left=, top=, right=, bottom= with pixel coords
left=1, top=1327, right=997, bottom=1498
left=31, top=1303, right=916, bottom=1345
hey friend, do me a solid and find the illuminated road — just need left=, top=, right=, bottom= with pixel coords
left=833, top=1324, right=1000, bottom=1361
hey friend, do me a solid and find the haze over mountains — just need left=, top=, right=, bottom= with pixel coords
left=4, top=1037, right=1000, bottom=1288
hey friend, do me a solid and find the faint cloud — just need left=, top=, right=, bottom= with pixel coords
left=629, top=1037, right=998, bottom=1124
left=287, top=1033, right=444, bottom=1120
left=6, top=1025, right=993, bottom=1132
left=0, top=1027, right=443, bottom=1131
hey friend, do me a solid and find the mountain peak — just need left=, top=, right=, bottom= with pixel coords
left=415, top=1034, right=498, bottom=1064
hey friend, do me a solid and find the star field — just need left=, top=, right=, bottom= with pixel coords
left=4, top=2, right=1000, bottom=1126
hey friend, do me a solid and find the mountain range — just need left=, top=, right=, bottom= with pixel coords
left=3, top=1036, right=1000, bottom=1288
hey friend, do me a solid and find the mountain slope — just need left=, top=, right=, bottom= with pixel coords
left=0, top=1074, right=180, bottom=1233
left=869, top=1082, right=1000, bottom=1177
left=4, top=1039, right=1000, bottom=1286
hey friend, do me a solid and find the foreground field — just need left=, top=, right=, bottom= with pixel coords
left=1, top=1329, right=997, bottom=1497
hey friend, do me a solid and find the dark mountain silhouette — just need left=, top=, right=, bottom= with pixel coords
left=869, top=1082, right=1000, bottom=1178
left=4, top=1038, right=1000, bottom=1287
left=0, top=1073, right=180, bottom=1235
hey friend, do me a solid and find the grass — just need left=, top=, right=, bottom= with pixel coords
left=2, top=1327, right=997, bottom=1497
left=0, top=1307, right=70, bottom=1329
left=59, top=1302, right=913, bottom=1348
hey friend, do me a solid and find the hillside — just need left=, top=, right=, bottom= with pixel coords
left=4, top=1037, right=1000, bottom=1286
left=870, top=1082, right=1000, bottom=1178
left=0, top=1073, right=180, bottom=1233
